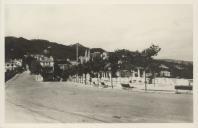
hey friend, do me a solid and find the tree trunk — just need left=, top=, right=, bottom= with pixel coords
left=85, top=73, right=87, bottom=85
left=76, top=75, right=78, bottom=83
left=144, top=70, right=147, bottom=91
left=97, top=73, right=99, bottom=86
left=110, top=72, right=113, bottom=88
left=82, top=74, right=84, bottom=84
left=154, top=72, right=156, bottom=87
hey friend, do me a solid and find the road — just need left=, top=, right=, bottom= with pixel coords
left=5, top=71, right=193, bottom=123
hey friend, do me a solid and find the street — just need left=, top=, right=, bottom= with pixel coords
left=5, top=71, right=193, bottom=123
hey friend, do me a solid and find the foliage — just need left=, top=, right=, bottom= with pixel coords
left=6, top=36, right=192, bottom=80
left=5, top=36, right=106, bottom=61
left=29, top=58, right=42, bottom=75
left=5, top=67, right=24, bottom=82
left=141, top=44, right=161, bottom=58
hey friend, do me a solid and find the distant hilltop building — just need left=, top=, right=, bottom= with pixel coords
left=79, top=49, right=91, bottom=64
left=79, top=49, right=109, bottom=64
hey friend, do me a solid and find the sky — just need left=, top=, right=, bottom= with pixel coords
left=5, top=4, right=193, bottom=61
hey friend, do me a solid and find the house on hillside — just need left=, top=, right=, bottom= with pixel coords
left=5, top=59, right=22, bottom=72
left=69, top=60, right=79, bottom=66
left=101, top=52, right=109, bottom=60
left=29, top=54, right=55, bottom=81
left=55, top=60, right=70, bottom=70
left=159, top=64, right=171, bottom=77
left=90, top=52, right=101, bottom=61
left=79, top=50, right=109, bottom=64
left=39, top=56, right=54, bottom=68
left=31, top=54, right=54, bottom=68
left=79, top=49, right=91, bottom=64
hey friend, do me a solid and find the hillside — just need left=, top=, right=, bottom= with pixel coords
left=157, top=59, right=193, bottom=66
left=5, top=36, right=193, bottom=79
left=5, top=36, right=106, bottom=61
left=5, top=36, right=192, bottom=66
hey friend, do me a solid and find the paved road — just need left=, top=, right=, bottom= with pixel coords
left=5, top=71, right=193, bottom=123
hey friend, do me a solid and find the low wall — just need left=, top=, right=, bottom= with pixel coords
left=153, top=78, right=190, bottom=86
left=35, top=74, right=43, bottom=81
left=91, top=77, right=192, bottom=90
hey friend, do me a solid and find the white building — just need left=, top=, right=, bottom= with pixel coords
left=101, top=52, right=109, bottom=60
left=159, top=64, right=171, bottom=77
left=160, top=70, right=171, bottom=77
left=39, top=56, right=54, bottom=68
left=79, top=49, right=91, bottom=64
left=70, top=60, right=79, bottom=66
left=32, top=54, right=54, bottom=68
left=5, top=59, right=22, bottom=72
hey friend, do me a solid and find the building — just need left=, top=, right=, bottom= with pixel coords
left=78, top=50, right=109, bottom=64
left=69, top=60, right=79, bottom=66
left=101, top=52, right=109, bottom=60
left=55, top=60, right=70, bottom=70
left=32, top=54, right=54, bottom=68
left=79, top=49, right=91, bottom=64
left=160, top=71, right=171, bottom=77
left=90, top=52, right=101, bottom=61
left=79, top=56, right=85, bottom=64
left=159, top=64, right=171, bottom=77
left=5, top=59, right=22, bottom=72
left=39, top=56, right=54, bottom=68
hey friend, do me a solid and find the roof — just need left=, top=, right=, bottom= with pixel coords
left=174, top=65, right=184, bottom=70
left=159, top=64, right=169, bottom=69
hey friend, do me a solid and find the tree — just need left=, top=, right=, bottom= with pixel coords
left=87, top=55, right=105, bottom=85
left=54, top=63, right=62, bottom=80
left=142, top=44, right=161, bottom=58
left=148, top=60, right=160, bottom=86
left=29, top=58, right=41, bottom=75
left=141, top=44, right=161, bottom=91
left=108, top=52, right=119, bottom=77
left=25, top=56, right=34, bottom=70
